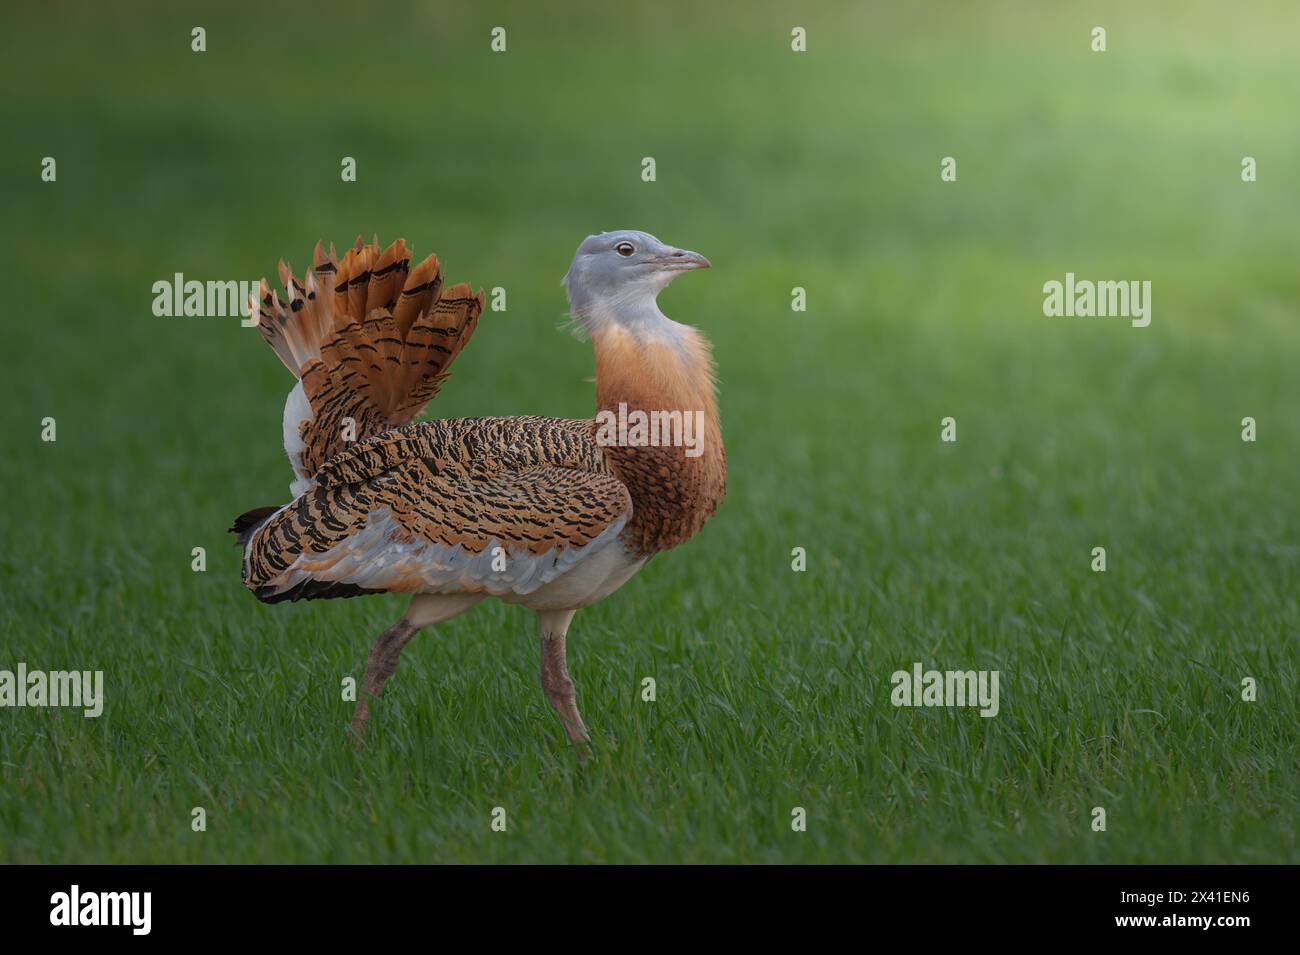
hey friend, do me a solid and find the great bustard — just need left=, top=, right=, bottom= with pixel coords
left=232, top=231, right=725, bottom=752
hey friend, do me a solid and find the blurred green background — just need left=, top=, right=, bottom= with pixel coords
left=1, top=0, right=1296, bottom=862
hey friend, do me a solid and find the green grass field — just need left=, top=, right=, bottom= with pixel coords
left=2, top=1, right=1297, bottom=863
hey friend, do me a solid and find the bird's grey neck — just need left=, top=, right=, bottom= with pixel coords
left=569, top=291, right=685, bottom=344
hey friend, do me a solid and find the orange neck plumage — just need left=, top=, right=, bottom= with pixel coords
left=591, top=324, right=727, bottom=557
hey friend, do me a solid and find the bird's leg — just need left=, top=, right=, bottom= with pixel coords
left=350, top=593, right=483, bottom=740
left=350, top=618, right=419, bottom=737
left=538, top=609, right=590, bottom=754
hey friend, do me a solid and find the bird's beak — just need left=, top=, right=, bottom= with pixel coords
left=658, top=248, right=711, bottom=271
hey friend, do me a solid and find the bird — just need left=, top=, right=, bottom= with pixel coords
left=231, top=230, right=726, bottom=752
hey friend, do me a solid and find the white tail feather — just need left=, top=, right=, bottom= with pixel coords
left=282, top=381, right=314, bottom=497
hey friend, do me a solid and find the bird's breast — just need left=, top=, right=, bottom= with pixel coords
left=591, top=325, right=727, bottom=557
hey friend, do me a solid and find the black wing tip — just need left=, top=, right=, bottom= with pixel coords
left=230, top=505, right=282, bottom=548
left=253, top=580, right=385, bottom=604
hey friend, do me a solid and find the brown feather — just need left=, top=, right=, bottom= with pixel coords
left=252, top=237, right=485, bottom=476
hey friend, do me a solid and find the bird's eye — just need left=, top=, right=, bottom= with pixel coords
left=615, top=242, right=635, bottom=257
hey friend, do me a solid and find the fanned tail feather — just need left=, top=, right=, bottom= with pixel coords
left=251, top=236, right=485, bottom=481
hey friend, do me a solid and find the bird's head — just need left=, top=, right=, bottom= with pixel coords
left=563, top=230, right=710, bottom=332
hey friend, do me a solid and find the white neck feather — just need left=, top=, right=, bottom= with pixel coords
left=568, top=285, right=693, bottom=352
